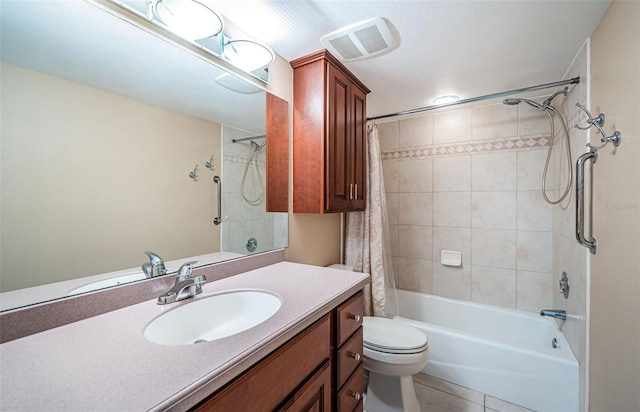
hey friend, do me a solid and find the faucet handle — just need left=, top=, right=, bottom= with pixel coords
left=143, top=251, right=166, bottom=278
left=144, top=251, right=164, bottom=265
left=177, top=261, right=200, bottom=280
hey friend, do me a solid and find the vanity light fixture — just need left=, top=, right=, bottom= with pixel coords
left=433, top=95, right=460, bottom=105
left=152, top=0, right=224, bottom=41
left=223, top=39, right=275, bottom=73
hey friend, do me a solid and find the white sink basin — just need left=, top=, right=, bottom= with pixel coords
left=68, top=272, right=147, bottom=295
left=143, top=291, right=282, bottom=345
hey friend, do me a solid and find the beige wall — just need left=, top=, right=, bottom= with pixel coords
left=266, top=54, right=342, bottom=267
left=589, top=1, right=640, bottom=411
left=1, top=63, right=221, bottom=291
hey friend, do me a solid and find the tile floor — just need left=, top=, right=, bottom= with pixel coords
left=413, top=374, right=535, bottom=412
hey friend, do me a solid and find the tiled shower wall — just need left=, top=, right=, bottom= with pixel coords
left=379, top=41, right=590, bottom=408
left=379, top=99, right=556, bottom=313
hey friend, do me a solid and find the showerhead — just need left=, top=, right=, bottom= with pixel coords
left=503, top=98, right=523, bottom=105
left=250, top=140, right=266, bottom=152
left=503, top=87, right=568, bottom=111
left=502, top=97, right=544, bottom=109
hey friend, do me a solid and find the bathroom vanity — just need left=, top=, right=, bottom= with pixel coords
left=196, top=292, right=364, bottom=411
left=0, top=261, right=368, bottom=411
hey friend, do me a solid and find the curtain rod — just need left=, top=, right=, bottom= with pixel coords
left=232, top=135, right=266, bottom=143
left=367, top=76, right=580, bottom=121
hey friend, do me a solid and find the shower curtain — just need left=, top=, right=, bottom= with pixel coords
left=345, top=123, right=397, bottom=317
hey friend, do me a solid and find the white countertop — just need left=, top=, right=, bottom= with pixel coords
left=0, top=262, right=369, bottom=411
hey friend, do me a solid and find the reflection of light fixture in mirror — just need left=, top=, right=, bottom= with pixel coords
left=152, top=0, right=223, bottom=41
left=224, top=40, right=275, bottom=73
left=433, top=95, right=460, bottom=105
left=214, top=73, right=263, bottom=94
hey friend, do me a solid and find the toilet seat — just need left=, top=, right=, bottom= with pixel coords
left=364, top=316, right=428, bottom=354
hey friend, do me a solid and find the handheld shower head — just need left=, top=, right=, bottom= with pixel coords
left=503, top=87, right=568, bottom=110
left=249, top=140, right=266, bottom=152
left=503, top=98, right=522, bottom=105
left=502, top=98, right=544, bottom=109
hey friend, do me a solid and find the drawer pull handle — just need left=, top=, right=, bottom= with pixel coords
left=349, top=391, right=362, bottom=401
left=348, top=352, right=361, bottom=361
left=348, top=313, right=361, bottom=323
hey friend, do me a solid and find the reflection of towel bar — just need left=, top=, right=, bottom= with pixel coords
left=213, top=176, right=222, bottom=225
left=576, top=150, right=597, bottom=254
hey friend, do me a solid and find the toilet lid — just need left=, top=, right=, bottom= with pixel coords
left=363, top=316, right=428, bottom=354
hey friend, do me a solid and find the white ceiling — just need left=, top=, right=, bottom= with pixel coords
left=204, top=0, right=611, bottom=118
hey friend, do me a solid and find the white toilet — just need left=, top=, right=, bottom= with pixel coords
left=363, top=316, right=429, bottom=412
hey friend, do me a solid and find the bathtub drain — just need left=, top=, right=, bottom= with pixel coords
left=552, top=338, right=559, bottom=348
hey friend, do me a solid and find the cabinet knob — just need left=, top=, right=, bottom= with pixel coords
left=349, top=391, right=362, bottom=401
left=347, top=313, right=361, bottom=323
left=348, top=352, right=361, bottom=361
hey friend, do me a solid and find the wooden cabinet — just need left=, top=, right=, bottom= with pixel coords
left=266, top=93, right=290, bottom=213
left=193, top=291, right=365, bottom=412
left=333, top=292, right=364, bottom=412
left=291, top=50, right=370, bottom=213
left=278, top=360, right=332, bottom=411
left=195, top=315, right=331, bottom=412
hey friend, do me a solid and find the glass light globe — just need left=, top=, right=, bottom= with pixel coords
left=224, top=40, right=275, bottom=73
left=153, top=0, right=223, bottom=41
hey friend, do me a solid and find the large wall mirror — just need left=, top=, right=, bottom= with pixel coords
left=0, top=1, right=288, bottom=311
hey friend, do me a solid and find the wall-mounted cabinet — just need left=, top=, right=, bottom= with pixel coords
left=291, top=50, right=370, bottom=213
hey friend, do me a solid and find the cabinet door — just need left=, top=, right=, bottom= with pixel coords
left=349, top=85, right=367, bottom=211
left=195, top=316, right=330, bottom=411
left=325, top=63, right=351, bottom=212
left=278, top=360, right=332, bottom=412
left=266, top=93, right=289, bottom=212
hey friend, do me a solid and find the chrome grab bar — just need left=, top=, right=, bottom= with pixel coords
left=213, top=175, right=221, bottom=225
left=576, top=150, right=597, bottom=254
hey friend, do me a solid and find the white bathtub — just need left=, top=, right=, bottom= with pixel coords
left=392, top=289, right=578, bottom=412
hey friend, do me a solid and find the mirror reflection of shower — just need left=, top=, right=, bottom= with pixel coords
left=232, top=135, right=266, bottom=206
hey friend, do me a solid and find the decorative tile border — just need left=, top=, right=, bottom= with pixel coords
left=224, top=153, right=266, bottom=167
left=381, top=135, right=550, bottom=160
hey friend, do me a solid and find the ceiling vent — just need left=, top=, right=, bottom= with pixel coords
left=320, top=17, right=397, bottom=61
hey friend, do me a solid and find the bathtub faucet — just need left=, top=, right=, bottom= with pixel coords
left=540, top=309, right=566, bottom=320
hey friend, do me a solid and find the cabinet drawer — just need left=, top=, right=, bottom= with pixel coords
left=336, top=328, right=363, bottom=387
left=336, top=292, right=364, bottom=346
left=196, top=315, right=330, bottom=411
left=337, top=364, right=364, bottom=412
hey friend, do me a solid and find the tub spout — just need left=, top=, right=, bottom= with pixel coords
left=540, top=309, right=566, bottom=320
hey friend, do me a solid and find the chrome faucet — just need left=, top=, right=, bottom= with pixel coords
left=540, top=309, right=567, bottom=320
left=142, top=251, right=167, bottom=278
left=157, top=261, right=206, bottom=305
